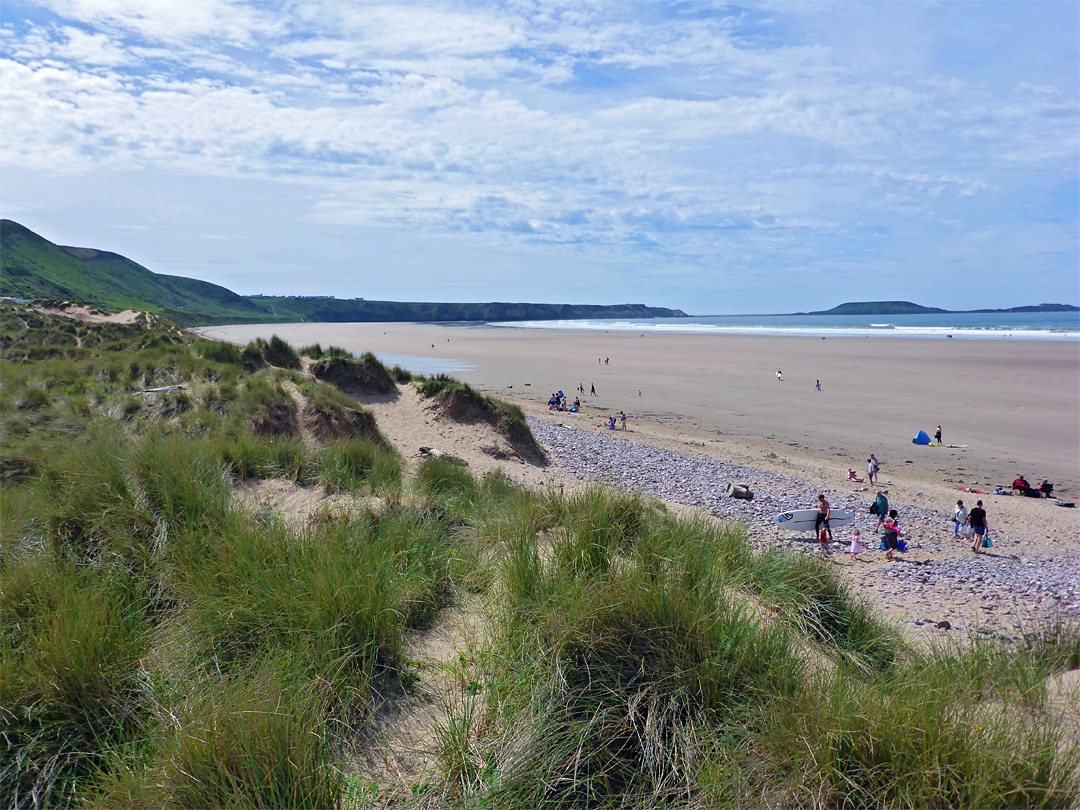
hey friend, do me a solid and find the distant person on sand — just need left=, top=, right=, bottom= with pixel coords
left=605, top=357, right=609, bottom=365
left=952, top=500, right=967, bottom=536
left=934, top=425, right=942, bottom=445
left=620, top=411, right=627, bottom=430
left=590, top=383, right=596, bottom=396
left=816, top=379, right=821, bottom=391
left=967, top=500, right=988, bottom=552
left=776, top=370, right=783, bottom=381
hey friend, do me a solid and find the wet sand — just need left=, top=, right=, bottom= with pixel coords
left=194, top=322, right=1080, bottom=499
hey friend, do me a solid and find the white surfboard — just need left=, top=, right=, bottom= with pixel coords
left=774, top=508, right=855, bottom=533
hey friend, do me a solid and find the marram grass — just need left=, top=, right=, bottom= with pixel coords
left=2, top=315, right=1077, bottom=810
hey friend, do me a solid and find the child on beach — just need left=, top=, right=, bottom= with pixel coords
left=818, top=527, right=831, bottom=558
left=848, top=528, right=864, bottom=560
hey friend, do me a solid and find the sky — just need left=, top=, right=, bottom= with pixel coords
left=1, top=1, right=1078, bottom=314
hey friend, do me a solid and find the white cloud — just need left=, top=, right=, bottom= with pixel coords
left=0, top=1, right=1076, bottom=310
left=30, top=0, right=279, bottom=44
left=57, top=26, right=130, bottom=64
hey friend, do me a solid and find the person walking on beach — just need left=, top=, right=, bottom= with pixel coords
left=776, top=370, right=783, bottom=382
left=590, top=383, right=596, bottom=396
left=952, top=499, right=968, bottom=537
left=934, top=425, right=942, bottom=445
left=619, top=411, right=627, bottom=430
left=873, top=491, right=888, bottom=530
left=967, top=500, right=988, bottom=552
left=867, top=454, right=879, bottom=485
left=815, top=379, right=821, bottom=391
left=815, top=494, right=832, bottom=541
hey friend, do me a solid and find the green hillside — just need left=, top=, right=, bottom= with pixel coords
left=1, top=219, right=274, bottom=325
left=255, top=296, right=687, bottom=323
left=0, top=220, right=687, bottom=324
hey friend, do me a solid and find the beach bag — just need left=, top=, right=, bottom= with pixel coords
left=897, top=539, right=907, bottom=552
left=961, top=525, right=973, bottom=538
left=869, top=501, right=879, bottom=515
left=981, top=535, right=993, bottom=549
left=879, top=539, right=887, bottom=550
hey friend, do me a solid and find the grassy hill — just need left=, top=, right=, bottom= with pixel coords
left=255, top=296, right=687, bottom=323
left=1, top=220, right=687, bottom=325
left=1, top=220, right=275, bottom=325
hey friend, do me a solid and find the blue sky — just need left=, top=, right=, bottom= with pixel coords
left=1, top=1, right=1077, bottom=314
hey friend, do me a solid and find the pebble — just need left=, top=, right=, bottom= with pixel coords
left=528, top=418, right=1080, bottom=638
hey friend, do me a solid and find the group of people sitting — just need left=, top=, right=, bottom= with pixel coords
left=547, top=391, right=580, bottom=412
left=1010, top=476, right=1054, bottom=499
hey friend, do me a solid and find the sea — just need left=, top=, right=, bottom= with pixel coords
left=488, top=311, right=1079, bottom=341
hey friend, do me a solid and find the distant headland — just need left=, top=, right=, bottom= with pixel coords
left=801, top=301, right=1078, bottom=316
left=0, top=219, right=686, bottom=326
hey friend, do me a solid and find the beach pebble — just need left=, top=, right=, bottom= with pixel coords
left=528, top=417, right=1080, bottom=634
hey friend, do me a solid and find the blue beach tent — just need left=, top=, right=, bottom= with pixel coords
left=912, top=429, right=932, bottom=445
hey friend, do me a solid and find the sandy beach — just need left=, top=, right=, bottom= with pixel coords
left=196, top=322, right=1080, bottom=500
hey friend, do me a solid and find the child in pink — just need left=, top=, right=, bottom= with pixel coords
left=848, top=528, right=864, bottom=561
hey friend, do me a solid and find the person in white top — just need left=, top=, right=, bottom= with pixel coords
left=952, top=499, right=968, bottom=537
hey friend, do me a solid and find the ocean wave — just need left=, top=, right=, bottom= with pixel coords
left=487, top=319, right=1079, bottom=341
